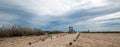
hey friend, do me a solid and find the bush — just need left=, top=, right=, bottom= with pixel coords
left=0, top=25, right=45, bottom=37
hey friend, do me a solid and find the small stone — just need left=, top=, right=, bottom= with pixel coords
left=69, top=42, right=72, bottom=45
left=29, top=42, right=32, bottom=45
left=76, top=37, right=78, bottom=39
left=57, top=36, right=58, bottom=38
left=73, top=39, right=76, bottom=42
left=42, top=39, right=45, bottom=41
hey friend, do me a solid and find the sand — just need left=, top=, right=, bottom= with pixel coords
left=0, top=33, right=120, bottom=47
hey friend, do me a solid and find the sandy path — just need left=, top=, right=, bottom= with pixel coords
left=0, top=33, right=78, bottom=47
left=0, top=33, right=120, bottom=47
left=69, top=33, right=120, bottom=47
left=30, top=33, right=78, bottom=47
left=0, top=35, right=48, bottom=47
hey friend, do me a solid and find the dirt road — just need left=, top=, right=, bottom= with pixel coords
left=0, top=33, right=78, bottom=47
left=68, top=33, right=120, bottom=47
left=0, top=33, right=120, bottom=47
left=31, top=33, right=77, bottom=47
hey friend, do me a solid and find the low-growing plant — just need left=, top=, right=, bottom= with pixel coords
left=0, top=25, right=45, bottom=37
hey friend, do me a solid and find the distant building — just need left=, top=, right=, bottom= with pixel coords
left=68, top=26, right=75, bottom=33
left=88, top=29, right=90, bottom=32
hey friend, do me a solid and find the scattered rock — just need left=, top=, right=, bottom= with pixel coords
left=69, top=42, right=72, bottom=45
left=73, top=39, right=76, bottom=42
left=42, top=39, right=45, bottom=41
left=76, top=38, right=78, bottom=39
left=57, top=36, right=58, bottom=38
left=29, top=42, right=32, bottom=45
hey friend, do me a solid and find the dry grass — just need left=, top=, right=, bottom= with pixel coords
left=0, top=25, right=45, bottom=37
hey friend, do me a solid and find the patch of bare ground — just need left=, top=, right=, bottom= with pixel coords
left=68, top=33, right=120, bottom=47
left=0, top=33, right=120, bottom=47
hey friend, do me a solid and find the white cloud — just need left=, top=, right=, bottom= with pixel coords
left=90, top=0, right=109, bottom=6
left=8, top=0, right=112, bottom=27
left=0, top=12, right=19, bottom=24
left=74, top=12, right=120, bottom=31
left=29, top=16, right=53, bottom=26
left=90, top=12, right=120, bottom=21
left=76, top=12, right=120, bottom=25
left=0, top=0, right=114, bottom=26
left=0, top=0, right=120, bottom=31
left=1, top=0, right=111, bottom=16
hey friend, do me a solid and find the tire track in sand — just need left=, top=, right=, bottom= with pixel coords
left=30, top=33, right=78, bottom=47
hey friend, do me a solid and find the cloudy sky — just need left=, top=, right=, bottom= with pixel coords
left=0, top=0, right=120, bottom=31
